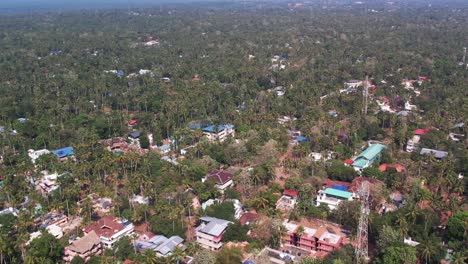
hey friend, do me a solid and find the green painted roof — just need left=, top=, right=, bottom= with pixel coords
left=352, top=158, right=368, bottom=168
left=358, top=144, right=385, bottom=160
left=324, top=188, right=353, bottom=199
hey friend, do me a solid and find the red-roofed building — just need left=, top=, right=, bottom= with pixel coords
left=276, top=190, right=299, bottom=211
left=82, top=216, right=134, bottom=248
left=283, top=189, right=299, bottom=197
left=344, top=159, right=353, bottom=165
left=202, top=170, right=233, bottom=192
left=378, top=164, right=406, bottom=173
left=128, top=120, right=138, bottom=126
left=413, top=128, right=431, bottom=136
left=282, top=219, right=345, bottom=257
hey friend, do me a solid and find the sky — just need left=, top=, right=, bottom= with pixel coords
left=0, top=0, right=213, bottom=13
left=1, top=0, right=466, bottom=14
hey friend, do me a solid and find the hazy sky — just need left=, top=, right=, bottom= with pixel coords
left=0, top=0, right=212, bottom=10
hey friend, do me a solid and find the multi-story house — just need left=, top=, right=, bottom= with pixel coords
left=315, top=188, right=354, bottom=210
left=196, top=217, right=231, bottom=251
left=202, top=125, right=235, bottom=142
left=282, top=220, right=345, bottom=257
left=82, top=216, right=134, bottom=248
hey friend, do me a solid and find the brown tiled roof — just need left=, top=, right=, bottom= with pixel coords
left=239, top=212, right=262, bottom=225
left=83, top=215, right=124, bottom=238
left=68, top=230, right=100, bottom=254
left=206, top=170, right=232, bottom=185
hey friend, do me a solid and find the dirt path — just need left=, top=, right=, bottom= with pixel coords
left=274, top=143, right=294, bottom=187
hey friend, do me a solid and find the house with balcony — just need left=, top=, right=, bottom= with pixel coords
left=202, top=170, right=233, bottom=192
left=63, top=230, right=102, bottom=263
left=196, top=216, right=231, bottom=251
left=276, top=190, right=299, bottom=211
left=82, top=216, right=134, bottom=248
left=406, top=128, right=431, bottom=152
left=202, top=125, right=235, bottom=142
left=315, top=188, right=354, bottom=210
left=281, top=220, right=345, bottom=257
left=351, top=143, right=386, bottom=172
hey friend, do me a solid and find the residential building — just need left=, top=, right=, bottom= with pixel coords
left=196, top=216, right=231, bottom=251
left=281, top=220, right=345, bottom=256
left=202, top=125, right=235, bottom=142
left=276, top=190, right=299, bottom=211
left=34, top=211, right=68, bottom=229
left=202, top=170, right=233, bottom=192
left=28, top=149, right=50, bottom=164
left=78, top=193, right=113, bottom=215
left=345, top=80, right=362, bottom=88
left=315, top=188, right=354, bottom=210
left=406, top=128, right=431, bottom=152
left=51, top=147, right=74, bottom=162
left=36, top=171, right=61, bottom=194
left=243, top=247, right=295, bottom=264
left=420, top=148, right=448, bottom=160
left=351, top=143, right=386, bottom=171
left=83, top=216, right=134, bottom=248
left=130, top=194, right=149, bottom=205
left=64, top=230, right=102, bottom=262
left=239, top=212, right=262, bottom=226
left=135, top=235, right=185, bottom=256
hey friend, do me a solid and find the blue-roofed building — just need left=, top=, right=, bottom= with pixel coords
left=295, top=136, right=309, bottom=142
left=202, top=124, right=235, bottom=142
left=51, top=147, right=74, bottom=160
left=196, top=216, right=232, bottom=251
left=352, top=143, right=386, bottom=171
left=18, top=118, right=27, bottom=123
left=117, top=70, right=124, bottom=78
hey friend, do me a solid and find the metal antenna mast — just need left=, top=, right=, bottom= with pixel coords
left=463, top=47, right=467, bottom=67
left=355, top=181, right=370, bottom=264
left=363, top=75, right=369, bottom=115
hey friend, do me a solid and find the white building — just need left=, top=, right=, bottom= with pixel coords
left=83, top=216, right=134, bottom=248
left=202, top=125, right=235, bottom=142
left=36, top=171, right=62, bottom=195
left=315, top=188, right=354, bottom=210
left=28, top=149, right=50, bottom=164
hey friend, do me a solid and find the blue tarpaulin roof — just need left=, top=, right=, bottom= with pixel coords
left=332, top=184, right=348, bottom=191
left=51, top=147, right=74, bottom=158
left=202, top=124, right=234, bottom=133
left=296, top=136, right=309, bottom=142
